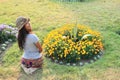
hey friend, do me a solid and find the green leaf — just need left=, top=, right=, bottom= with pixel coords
left=81, top=34, right=93, bottom=40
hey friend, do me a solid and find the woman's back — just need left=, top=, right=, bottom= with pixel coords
left=23, top=34, right=42, bottom=59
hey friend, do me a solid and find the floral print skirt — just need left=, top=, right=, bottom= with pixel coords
left=21, top=57, right=43, bottom=68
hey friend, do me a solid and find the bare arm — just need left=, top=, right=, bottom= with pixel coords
left=35, top=41, right=42, bottom=53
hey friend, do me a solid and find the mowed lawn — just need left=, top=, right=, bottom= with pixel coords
left=0, top=0, right=120, bottom=80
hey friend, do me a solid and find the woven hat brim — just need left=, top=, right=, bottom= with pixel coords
left=17, top=18, right=30, bottom=31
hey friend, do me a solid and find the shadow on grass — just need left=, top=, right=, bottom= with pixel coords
left=17, top=68, right=43, bottom=80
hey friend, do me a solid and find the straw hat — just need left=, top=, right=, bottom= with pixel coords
left=16, top=16, right=30, bottom=31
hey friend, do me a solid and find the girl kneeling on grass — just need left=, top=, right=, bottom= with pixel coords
left=16, top=16, right=43, bottom=74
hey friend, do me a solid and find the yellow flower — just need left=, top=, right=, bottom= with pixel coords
left=43, top=24, right=104, bottom=62
left=60, top=54, right=63, bottom=58
left=78, top=52, right=80, bottom=54
left=95, top=52, right=97, bottom=54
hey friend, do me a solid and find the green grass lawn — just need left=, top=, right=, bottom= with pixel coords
left=0, top=0, right=120, bottom=80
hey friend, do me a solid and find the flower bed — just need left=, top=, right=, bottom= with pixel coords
left=0, top=24, right=17, bottom=54
left=43, top=24, right=104, bottom=66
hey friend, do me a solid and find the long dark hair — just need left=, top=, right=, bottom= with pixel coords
left=17, top=26, right=29, bottom=50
